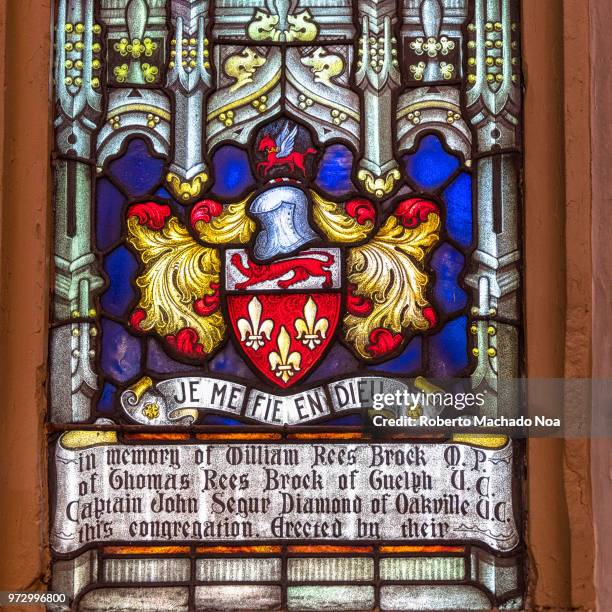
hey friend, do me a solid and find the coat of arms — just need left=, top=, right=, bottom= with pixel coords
left=127, top=120, right=440, bottom=388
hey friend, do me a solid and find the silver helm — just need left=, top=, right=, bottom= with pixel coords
left=249, top=185, right=319, bottom=260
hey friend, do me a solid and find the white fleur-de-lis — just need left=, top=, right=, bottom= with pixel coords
left=237, top=297, right=273, bottom=351
left=295, top=297, right=329, bottom=350
left=269, top=326, right=301, bottom=383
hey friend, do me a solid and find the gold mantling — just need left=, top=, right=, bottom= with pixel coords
left=344, top=212, right=440, bottom=358
left=127, top=216, right=225, bottom=354
left=311, top=191, right=375, bottom=243
left=193, top=195, right=256, bottom=244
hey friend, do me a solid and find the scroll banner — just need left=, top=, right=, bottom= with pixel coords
left=120, top=375, right=441, bottom=426
left=52, top=439, right=519, bottom=554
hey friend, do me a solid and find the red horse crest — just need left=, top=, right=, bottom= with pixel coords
left=257, top=122, right=316, bottom=176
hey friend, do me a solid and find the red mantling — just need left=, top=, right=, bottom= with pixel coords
left=346, top=284, right=374, bottom=316
left=367, top=328, right=403, bottom=356
left=423, top=306, right=437, bottom=328
left=165, top=328, right=206, bottom=357
left=129, top=309, right=147, bottom=331
left=394, top=198, right=439, bottom=228
left=191, top=199, right=223, bottom=226
left=345, top=198, right=375, bottom=225
left=194, top=282, right=220, bottom=316
left=127, top=202, right=171, bottom=230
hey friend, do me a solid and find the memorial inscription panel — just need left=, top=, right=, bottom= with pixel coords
left=53, top=440, right=518, bottom=553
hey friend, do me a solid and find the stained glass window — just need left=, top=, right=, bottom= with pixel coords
left=50, top=0, right=524, bottom=609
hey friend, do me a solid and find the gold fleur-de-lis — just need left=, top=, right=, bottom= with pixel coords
left=295, top=297, right=329, bottom=350
left=237, top=297, right=274, bottom=351
left=269, top=327, right=301, bottom=383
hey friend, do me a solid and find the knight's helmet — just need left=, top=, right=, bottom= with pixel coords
left=249, top=185, right=319, bottom=260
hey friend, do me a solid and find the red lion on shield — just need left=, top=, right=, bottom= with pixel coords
left=230, top=251, right=334, bottom=290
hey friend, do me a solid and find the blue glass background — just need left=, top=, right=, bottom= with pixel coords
left=315, top=144, right=355, bottom=195
left=428, top=316, right=469, bottom=377
left=403, top=135, right=460, bottom=191
left=431, top=243, right=468, bottom=315
left=210, top=342, right=257, bottom=379
left=100, top=318, right=141, bottom=384
left=442, top=172, right=473, bottom=248
left=211, top=145, right=255, bottom=198
left=96, top=178, right=126, bottom=251
left=97, top=382, right=117, bottom=414
left=147, top=338, right=200, bottom=374
left=368, top=337, right=422, bottom=375
left=108, top=139, right=165, bottom=196
left=100, top=245, right=138, bottom=317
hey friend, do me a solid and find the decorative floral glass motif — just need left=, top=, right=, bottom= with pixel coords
left=50, top=0, right=524, bottom=610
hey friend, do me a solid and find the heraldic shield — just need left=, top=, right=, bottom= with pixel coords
left=226, top=251, right=342, bottom=388
left=225, top=184, right=339, bottom=387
